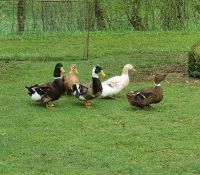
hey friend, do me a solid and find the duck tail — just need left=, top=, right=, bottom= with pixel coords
left=25, top=87, right=33, bottom=96
left=126, top=93, right=132, bottom=98
left=25, top=84, right=38, bottom=96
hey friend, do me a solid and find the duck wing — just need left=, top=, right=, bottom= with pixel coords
left=79, top=84, right=89, bottom=94
left=133, top=88, right=154, bottom=99
left=106, top=82, right=121, bottom=88
left=26, top=83, right=51, bottom=96
left=103, top=75, right=121, bottom=85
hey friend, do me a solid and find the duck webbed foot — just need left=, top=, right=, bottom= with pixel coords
left=84, top=100, right=92, bottom=108
left=46, top=102, right=55, bottom=109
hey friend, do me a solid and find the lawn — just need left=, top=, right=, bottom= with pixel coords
left=0, top=31, right=200, bottom=175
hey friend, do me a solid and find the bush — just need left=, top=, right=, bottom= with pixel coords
left=188, top=41, right=200, bottom=78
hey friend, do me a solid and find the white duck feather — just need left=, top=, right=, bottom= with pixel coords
left=101, top=64, right=136, bottom=98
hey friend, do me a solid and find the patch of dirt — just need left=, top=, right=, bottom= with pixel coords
left=130, top=61, right=200, bottom=85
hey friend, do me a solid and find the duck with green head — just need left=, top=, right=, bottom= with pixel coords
left=72, top=66, right=106, bottom=108
left=25, top=63, right=65, bottom=108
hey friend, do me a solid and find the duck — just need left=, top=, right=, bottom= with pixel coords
left=100, top=64, right=136, bottom=98
left=126, top=74, right=167, bottom=108
left=63, top=64, right=80, bottom=95
left=71, top=66, right=106, bottom=108
left=25, top=63, right=65, bottom=108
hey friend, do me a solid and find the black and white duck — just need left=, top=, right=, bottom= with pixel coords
left=126, top=74, right=167, bottom=108
left=72, top=66, right=105, bottom=108
left=25, top=63, right=65, bottom=108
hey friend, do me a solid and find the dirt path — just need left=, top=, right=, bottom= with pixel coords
left=130, top=61, right=200, bottom=85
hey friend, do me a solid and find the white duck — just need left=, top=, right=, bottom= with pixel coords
left=101, top=64, right=136, bottom=98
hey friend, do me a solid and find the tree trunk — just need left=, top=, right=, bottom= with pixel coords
left=125, top=0, right=145, bottom=31
left=94, top=0, right=106, bottom=30
left=17, top=0, right=25, bottom=33
left=175, top=0, right=187, bottom=29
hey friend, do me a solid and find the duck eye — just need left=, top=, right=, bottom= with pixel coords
left=95, top=68, right=99, bottom=73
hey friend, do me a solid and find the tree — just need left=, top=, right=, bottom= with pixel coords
left=175, top=0, right=187, bottom=29
left=124, top=0, right=145, bottom=31
left=17, top=0, right=25, bottom=33
left=161, top=0, right=187, bottom=30
left=94, top=0, right=106, bottom=30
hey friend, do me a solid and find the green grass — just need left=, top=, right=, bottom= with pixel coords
left=0, top=31, right=199, bottom=62
left=0, top=31, right=200, bottom=175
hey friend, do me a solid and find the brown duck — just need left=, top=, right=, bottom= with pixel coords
left=126, top=74, right=166, bottom=108
left=26, top=63, right=65, bottom=108
left=72, top=66, right=106, bottom=108
left=63, top=64, right=80, bottom=95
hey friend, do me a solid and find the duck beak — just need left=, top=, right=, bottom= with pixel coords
left=132, top=68, right=137, bottom=72
left=60, top=67, right=65, bottom=73
left=100, top=70, right=106, bottom=77
left=75, top=68, right=79, bottom=74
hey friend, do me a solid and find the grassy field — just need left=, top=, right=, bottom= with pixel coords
left=0, top=31, right=200, bottom=175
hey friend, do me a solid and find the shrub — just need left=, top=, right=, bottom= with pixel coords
left=188, top=41, right=200, bottom=78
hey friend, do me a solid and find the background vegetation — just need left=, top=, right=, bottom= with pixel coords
left=1, top=0, right=200, bottom=34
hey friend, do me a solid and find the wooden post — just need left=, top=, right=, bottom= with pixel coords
left=94, top=0, right=106, bottom=30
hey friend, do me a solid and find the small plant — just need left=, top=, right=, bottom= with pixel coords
left=188, top=41, right=200, bottom=78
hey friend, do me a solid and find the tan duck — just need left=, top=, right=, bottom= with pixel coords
left=72, top=66, right=105, bottom=108
left=126, top=74, right=166, bottom=108
left=63, top=64, right=80, bottom=95
left=25, top=63, right=65, bottom=108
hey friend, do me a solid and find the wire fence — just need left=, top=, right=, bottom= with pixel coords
left=1, top=0, right=200, bottom=34
left=0, top=0, right=93, bottom=33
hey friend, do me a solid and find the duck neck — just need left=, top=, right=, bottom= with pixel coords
left=92, top=70, right=99, bottom=79
left=154, top=83, right=162, bottom=93
left=122, top=69, right=129, bottom=75
left=155, top=83, right=161, bottom=87
left=54, top=70, right=62, bottom=79
left=92, top=77, right=102, bottom=95
left=54, top=76, right=62, bottom=79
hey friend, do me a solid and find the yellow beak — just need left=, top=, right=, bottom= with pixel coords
left=132, top=68, right=137, bottom=72
left=75, top=68, right=79, bottom=74
left=60, top=67, right=65, bottom=73
left=100, top=70, right=106, bottom=77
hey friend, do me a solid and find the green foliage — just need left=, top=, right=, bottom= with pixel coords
left=1, top=0, right=200, bottom=33
left=188, top=41, right=200, bottom=78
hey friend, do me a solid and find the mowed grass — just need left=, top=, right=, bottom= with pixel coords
left=0, top=31, right=200, bottom=62
left=0, top=31, right=200, bottom=175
